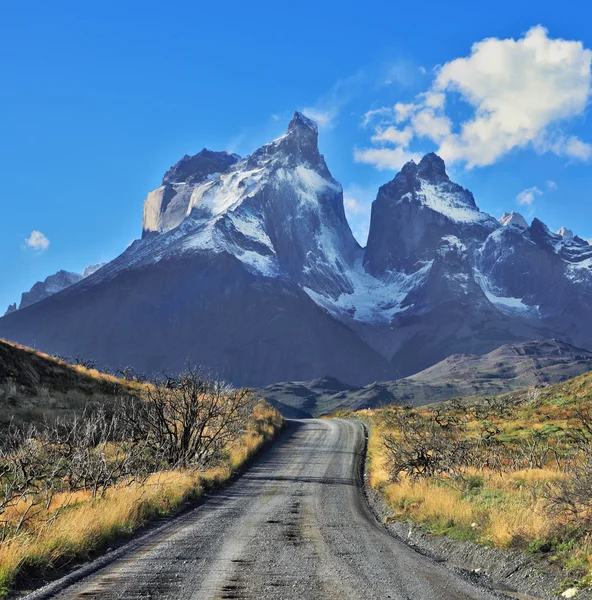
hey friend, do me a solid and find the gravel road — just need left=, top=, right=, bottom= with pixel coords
left=27, top=419, right=504, bottom=600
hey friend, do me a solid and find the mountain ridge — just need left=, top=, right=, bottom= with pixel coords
left=257, top=339, right=592, bottom=416
left=1, top=112, right=592, bottom=386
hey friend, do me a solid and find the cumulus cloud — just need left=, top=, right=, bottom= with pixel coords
left=516, top=186, right=543, bottom=206
left=354, top=146, right=422, bottom=170
left=357, top=26, right=592, bottom=170
left=546, top=180, right=558, bottom=190
left=371, top=126, right=414, bottom=146
left=25, top=230, right=50, bottom=252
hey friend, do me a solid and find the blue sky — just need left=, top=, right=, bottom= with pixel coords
left=2, top=0, right=592, bottom=311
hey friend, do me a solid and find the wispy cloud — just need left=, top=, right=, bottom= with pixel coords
left=300, top=71, right=365, bottom=130
left=357, top=26, right=592, bottom=170
left=24, top=230, right=50, bottom=252
left=516, top=186, right=543, bottom=206
left=301, top=107, right=339, bottom=130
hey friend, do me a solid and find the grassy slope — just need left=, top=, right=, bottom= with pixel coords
left=0, top=340, right=284, bottom=597
left=0, top=339, right=143, bottom=427
left=364, top=370, right=592, bottom=591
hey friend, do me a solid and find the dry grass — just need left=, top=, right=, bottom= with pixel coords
left=0, top=401, right=282, bottom=597
left=365, top=376, right=592, bottom=588
left=0, top=338, right=148, bottom=429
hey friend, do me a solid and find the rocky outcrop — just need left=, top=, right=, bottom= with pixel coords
left=8, top=264, right=107, bottom=314
left=142, top=150, right=240, bottom=237
left=364, top=153, right=497, bottom=276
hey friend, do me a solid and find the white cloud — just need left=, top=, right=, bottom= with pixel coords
left=371, top=126, right=414, bottom=146
left=410, top=109, right=452, bottom=142
left=358, top=26, right=592, bottom=170
left=394, top=102, right=416, bottom=123
left=546, top=180, right=558, bottom=190
left=300, top=71, right=365, bottom=131
left=362, top=106, right=395, bottom=128
left=354, top=147, right=422, bottom=170
left=516, top=186, right=543, bottom=205
left=25, top=230, right=50, bottom=252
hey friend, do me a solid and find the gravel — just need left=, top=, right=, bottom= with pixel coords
left=24, top=419, right=518, bottom=600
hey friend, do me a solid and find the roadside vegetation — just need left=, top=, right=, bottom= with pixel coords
left=0, top=345, right=283, bottom=598
left=366, top=372, right=592, bottom=591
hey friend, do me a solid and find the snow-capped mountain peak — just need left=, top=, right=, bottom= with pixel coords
left=499, top=211, right=528, bottom=229
left=364, top=153, right=498, bottom=276
left=118, top=113, right=359, bottom=297
left=557, top=226, right=574, bottom=240
left=4, top=122, right=592, bottom=389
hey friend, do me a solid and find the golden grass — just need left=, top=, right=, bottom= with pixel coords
left=364, top=384, right=592, bottom=587
left=0, top=401, right=283, bottom=598
left=384, top=477, right=475, bottom=530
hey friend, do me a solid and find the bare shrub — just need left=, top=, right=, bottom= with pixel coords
left=0, top=364, right=257, bottom=542
left=382, top=406, right=471, bottom=481
left=121, top=365, right=256, bottom=469
left=546, top=453, right=592, bottom=531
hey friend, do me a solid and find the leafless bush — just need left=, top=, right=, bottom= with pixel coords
left=0, top=364, right=256, bottom=541
left=121, top=365, right=255, bottom=469
left=73, top=356, right=98, bottom=370
left=546, top=453, right=592, bottom=531
left=382, top=406, right=472, bottom=481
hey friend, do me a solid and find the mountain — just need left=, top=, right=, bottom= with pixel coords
left=1, top=113, right=592, bottom=386
left=0, top=114, right=388, bottom=386
left=258, top=339, right=592, bottom=416
left=18, top=270, right=83, bottom=311
left=5, top=264, right=107, bottom=315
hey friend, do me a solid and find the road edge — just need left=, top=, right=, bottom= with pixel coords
left=18, top=419, right=291, bottom=600
left=357, top=420, right=588, bottom=600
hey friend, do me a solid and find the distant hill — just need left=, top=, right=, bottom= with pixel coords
left=258, top=339, right=592, bottom=416
left=0, top=339, right=138, bottom=427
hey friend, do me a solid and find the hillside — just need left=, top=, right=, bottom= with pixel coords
left=0, top=339, right=283, bottom=597
left=0, top=339, right=139, bottom=426
left=364, top=363, right=592, bottom=593
left=258, top=339, right=592, bottom=416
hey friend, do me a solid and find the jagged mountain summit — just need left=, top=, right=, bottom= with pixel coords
left=499, top=211, right=528, bottom=229
left=5, top=263, right=106, bottom=316
left=1, top=113, right=591, bottom=386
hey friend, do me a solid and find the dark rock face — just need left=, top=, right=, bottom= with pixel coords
left=4, top=304, right=16, bottom=316
left=2, top=115, right=592, bottom=389
left=162, top=149, right=239, bottom=185
left=364, top=154, right=496, bottom=275
left=0, top=254, right=389, bottom=386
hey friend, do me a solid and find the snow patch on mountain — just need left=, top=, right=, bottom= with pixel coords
left=304, top=259, right=432, bottom=322
left=418, top=182, right=489, bottom=223
left=474, top=270, right=539, bottom=316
